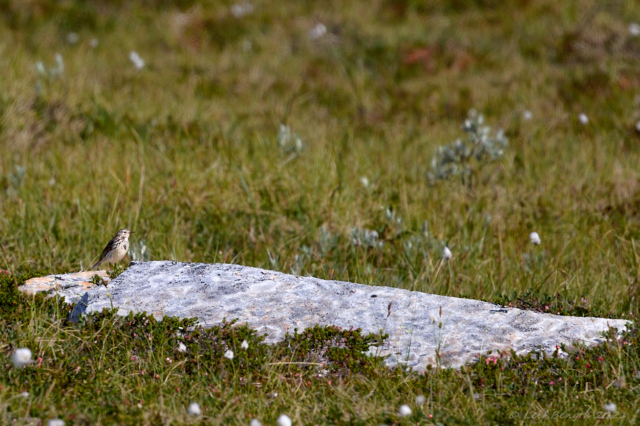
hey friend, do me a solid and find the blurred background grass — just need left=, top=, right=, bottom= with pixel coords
left=1, top=0, right=640, bottom=316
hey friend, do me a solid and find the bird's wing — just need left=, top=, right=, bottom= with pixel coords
left=92, top=243, right=111, bottom=269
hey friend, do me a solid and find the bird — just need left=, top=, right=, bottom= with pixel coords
left=91, top=229, right=133, bottom=270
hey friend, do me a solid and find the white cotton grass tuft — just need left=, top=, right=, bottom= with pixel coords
left=230, top=2, right=254, bottom=18
left=249, top=419, right=263, bottom=426
left=604, top=402, right=617, bottom=413
left=47, top=420, right=65, bottom=426
left=629, top=23, right=640, bottom=37
left=578, top=113, right=589, bottom=125
left=415, top=394, right=426, bottom=405
left=35, top=61, right=46, bottom=76
left=55, top=53, right=64, bottom=70
left=224, top=350, right=234, bottom=360
left=177, top=342, right=187, bottom=352
left=529, top=232, right=541, bottom=245
left=523, top=110, right=533, bottom=121
left=12, top=348, right=32, bottom=368
left=187, top=402, right=202, bottom=416
left=66, top=32, right=79, bottom=45
left=308, top=23, right=327, bottom=40
left=442, top=246, right=452, bottom=261
left=241, top=340, right=249, bottom=350
left=129, top=51, right=145, bottom=70
left=399, top=404, right=412, bottom=417
left=276, top=414, right=292, bottom=426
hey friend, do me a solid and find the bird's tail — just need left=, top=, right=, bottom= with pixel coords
left=91, top=260, right=102, bottom=270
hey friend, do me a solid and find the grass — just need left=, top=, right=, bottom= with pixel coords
left=1, top=274, right=638, bottom=425
left=1, top=0, right=640, bottom=423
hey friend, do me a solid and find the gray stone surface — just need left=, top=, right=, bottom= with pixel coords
left=20, top=261, right=629, bottom=370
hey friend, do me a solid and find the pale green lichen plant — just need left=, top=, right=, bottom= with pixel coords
left=277, top=124, right=304, bottom=156
left=129, top=239, right=150, bottom=262
left=34, top=53, right=64, bottom=97
left=428, top=109, right=508, bottom=185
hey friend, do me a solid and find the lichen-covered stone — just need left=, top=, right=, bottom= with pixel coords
left=21, top=261, right=629, bottom=370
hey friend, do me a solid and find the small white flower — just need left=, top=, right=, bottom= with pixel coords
left=442, top=246, right=452, bottom=261
left=578, top=113, right=589, bottom=125
left=66, top=32, right=79, bottom=44
left=224, top=350, right=234, bottom=360
left=629, top=23, right=640, bottom=37
left=18, top=392, right=29, bottom=398
left=47, top=420, right=65, bottom=426
left=604, top=402, right=617, bottom=413
left=177, top=342, right=187, bottom=353
left=241, top=340, right=249, bottom=350
left=188, top=402, right=201, bottom=416
left=276, top=414, right=292, bottom=426
left=360, top=176, right=370, bottom=188
left=308, top=23, right=327, bottom=40
left=129, top=51, right=145, bottom=70
left=529, top=232, right=541, bottom=245
left=12, top=348, right=32, bottom=368
left=523, top=110, right=533, bottom=120
left=250, top=419, right=262, bottom=426
left=399, top=405, right=412, bottom=417
left=415, top=394, right=426, bottom=405
left=90, top=39, right=99, bottom=48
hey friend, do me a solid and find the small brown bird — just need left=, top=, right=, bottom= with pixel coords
left=91, top=229, right=133, bottom=270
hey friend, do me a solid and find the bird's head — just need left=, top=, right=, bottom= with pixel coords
left=116, top=229, right=133, bottom=239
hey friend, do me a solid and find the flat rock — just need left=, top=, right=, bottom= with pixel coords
left=20, top=261, right=629, bottom=370
left=19, top=270, right=111, bottom=297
